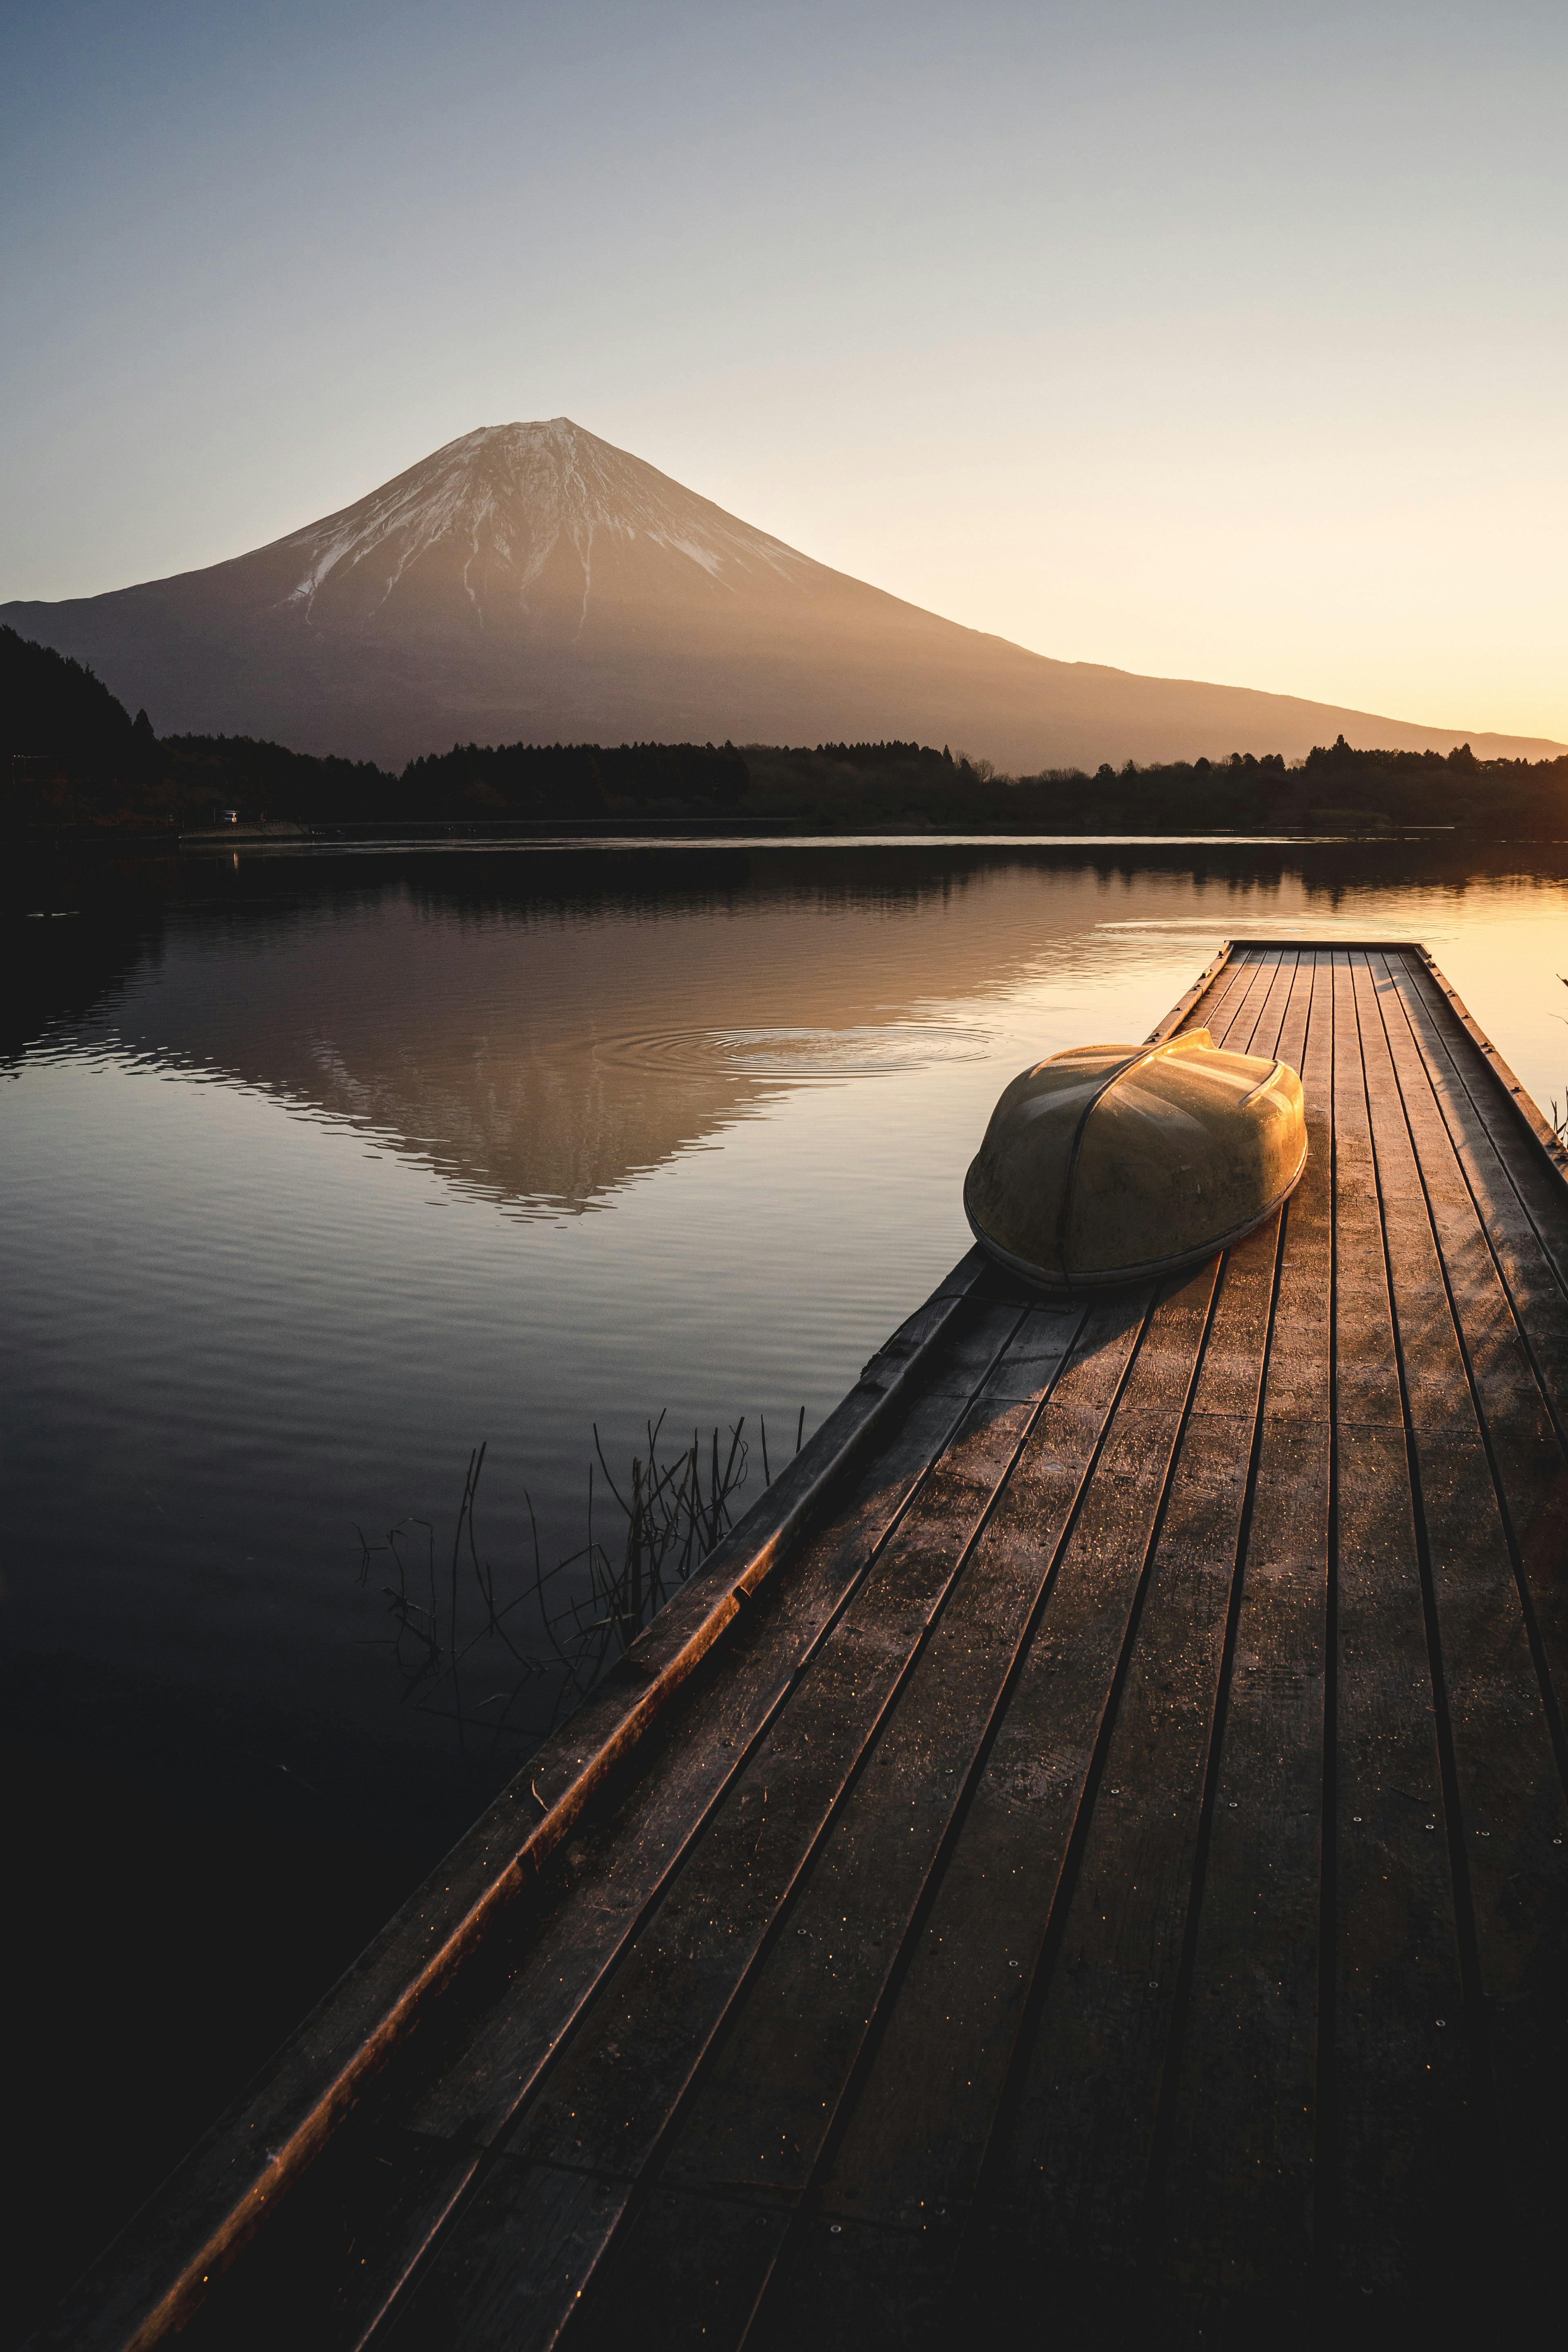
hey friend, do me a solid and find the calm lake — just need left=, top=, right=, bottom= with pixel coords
left=4, top=831, right=1566, bottom=2330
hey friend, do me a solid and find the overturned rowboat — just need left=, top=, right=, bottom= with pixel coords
left=964, top=1026, right=1307, bottom=1288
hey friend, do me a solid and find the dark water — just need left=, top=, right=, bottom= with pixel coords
left=4, top=833, right=1565, bottom=2330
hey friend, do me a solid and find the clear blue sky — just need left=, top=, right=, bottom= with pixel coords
left=3, top=0, right=1564, bottom=737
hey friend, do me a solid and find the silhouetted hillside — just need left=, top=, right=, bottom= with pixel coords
left=5, top=625, right=1565, bottom=837
left=1, top=625, right=139, bottom=761
left=1, top=625, right=157, bottom=824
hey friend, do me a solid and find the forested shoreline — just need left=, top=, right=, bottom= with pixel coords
left=5, top=626, right=1566, bottom=837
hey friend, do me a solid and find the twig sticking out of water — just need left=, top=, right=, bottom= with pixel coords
left=356, top=1405, right=805, bottom=1762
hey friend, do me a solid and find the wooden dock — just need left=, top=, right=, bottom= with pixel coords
left=40, top=943, right=1568, bottom=2349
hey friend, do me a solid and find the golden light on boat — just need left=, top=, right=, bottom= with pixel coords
left=964, top=1029, right=1307, bottom=1289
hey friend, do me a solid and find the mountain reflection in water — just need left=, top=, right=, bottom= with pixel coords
left=91, top=874, right=1010, bottom=1214
left=23, top=849, right=1124, bottom=1216
left=21, top=839, right=1566, bottom=1221
left=2, top=836, right=1565, bottom=2342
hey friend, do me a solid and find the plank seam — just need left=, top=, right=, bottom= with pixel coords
left=1350, top=956, right=1499, bottom=2176
left=1132, top=974, right=1304, bottom=2307
left=528, top=1303, right=1103, bottom=2350
left=1412, top=953, right=1568, bottom=1186
left=1394, top=953, right=1568, bottom=1317
left=739, top=1294, right=1206, bottom=2321
left=1313, top=947, right=1342, bottom=2309
left=348, top=1303, right=1051, bottom=2348
left=1366, top=954, right=1568, bottom=1802
left=1145, top=941, right=1236, bottom=1043
left=940, top=1256, right=1234, bottom=2317
left=1387, top=958, right=1568, bottom=1432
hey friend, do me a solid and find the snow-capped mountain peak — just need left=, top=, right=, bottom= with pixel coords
left=275, top=418, right=817, bottom=628
left=9, top=418, right=1559, bottom=771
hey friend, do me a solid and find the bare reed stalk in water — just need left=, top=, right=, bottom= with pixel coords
left=356, top=1406, right=805, bottom=1760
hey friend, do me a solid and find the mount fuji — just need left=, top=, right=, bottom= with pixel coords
left=4, top=420, right=1559, bottom=769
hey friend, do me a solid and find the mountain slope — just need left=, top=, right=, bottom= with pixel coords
left=4, top=420, right=1560, bottom=769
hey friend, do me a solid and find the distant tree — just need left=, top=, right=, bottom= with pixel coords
left=130, top=707, right=158, bottom=776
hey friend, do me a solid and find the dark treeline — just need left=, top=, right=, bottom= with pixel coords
left=400, top=737, right=748, bottom=820
left=5, top=626, right=1566, bottom=836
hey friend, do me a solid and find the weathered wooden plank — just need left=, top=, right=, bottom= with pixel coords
left=727, top=1272, right=1227, bottom=2343
left=1378, top=956, right=1568, bottom=1762
left=1152, top=948, right=1331, bottom=2306
left=1169, top=942, right=1257, bottom=1047
left=457, top=1397, right=1051, bottom=2171
left=739, top=2209, right=962, bottom=2352
left=392, top=1336, right=1103, bottom=2344
left=173, top=2127, right=482, bottom=2352
left=174, top=1313, right=1040, bottom=2347
left=566, top=2188, right=789, bottom=2352
left=1183, top=942, right=1264, bottom=1042
left=387, top=2159, right=623, bottom=2352
left=1233, top=944, right=1300, bottom=1061
left=400, top=1330, right=1031, bottom=2148
left=1372, top=952, right=1568, bottom=1746
left=1208, top=947, right=1284, bottom=1056
left=1267, top=944, right=1312, bottom=1068
left=956, top=1231, right=1274, bottom=2300
left=976, top=1302, right=1088, bottom=1404
left=1385, top=952, right=1568, bottom=1431
left=1352, top=955, right=1568, bottom=2268
left=1396, top=958, right=1568, bottom=1312
left=682, top=1296, right=1169, bottom=2218
left=566, top=1271, right=1218, bottom=2345
left=1327, top=951, right=1472, bottom=2303
left=914, top=1298, right=1040, bottom=1399
left=1151, top=941, right=1241, bottom=1045
left=1180, top=941, right=1297, bottom=1068
left=1401, top=950, right=1568, bottom=1205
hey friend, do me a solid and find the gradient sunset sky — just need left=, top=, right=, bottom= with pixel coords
left=3, top=0, right=1564, bottom=739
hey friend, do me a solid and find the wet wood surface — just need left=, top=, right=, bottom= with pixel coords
left=39, top=945, right=1568, bottom=2351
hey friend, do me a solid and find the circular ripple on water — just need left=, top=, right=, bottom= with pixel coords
left=591, top=1023, right=996, bottom=1078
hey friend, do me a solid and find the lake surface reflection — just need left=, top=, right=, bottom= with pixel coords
left=3, top=833, right=1565, bottom=2328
